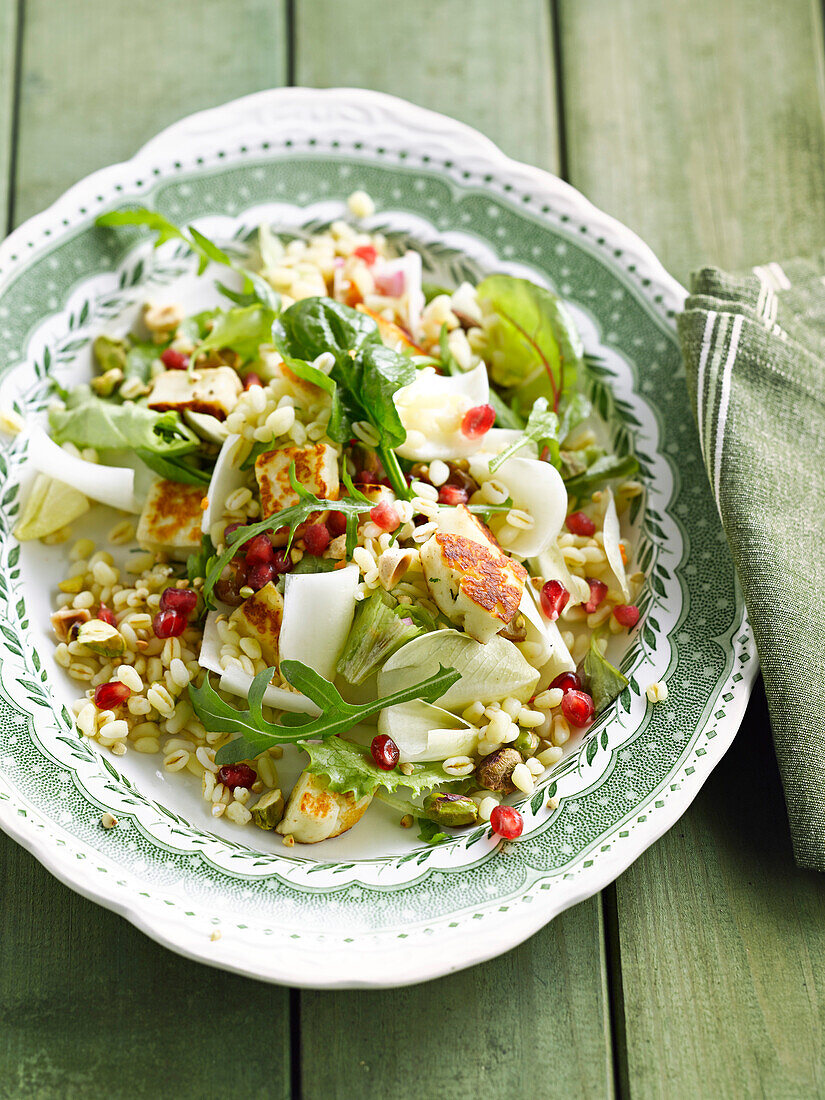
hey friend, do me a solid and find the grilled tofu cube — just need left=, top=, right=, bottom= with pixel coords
left=276, top=770, right=372, bottom=843
left=148, top=366, right=242, bottom=420
left=420, top=504, right=527, bottom=643
left=232, top=582, right=284, bottom=666
left=136, top=479, right=205, bottom=559
left=255, top=443, right=339, bottom=519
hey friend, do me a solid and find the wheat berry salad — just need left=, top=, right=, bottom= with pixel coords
left=9, top=191, right=650, bottom=849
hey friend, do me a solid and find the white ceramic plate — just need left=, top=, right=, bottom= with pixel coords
left=0, top=88, right=756, bottom=987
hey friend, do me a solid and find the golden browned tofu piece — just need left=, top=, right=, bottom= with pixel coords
left=276, top=771, right=372, bottom=843
left=420, top=504, right=527, bottom=643
left=232, top=582, right=284, bottom=666
left=254, top=443, right=339, bottom=519
left=148, top=366, right=242, bottom=420
left=136, top=479, right=204, bottom=558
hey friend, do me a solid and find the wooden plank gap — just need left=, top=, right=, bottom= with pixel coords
left=289, top=985, right=302, bottom=1100
left=549, top=0, right=569, bottom=180
left=2, top=0, right=24, bottom=234
left=602, top=883, right=630, bottom=1100
left=286, top=0, right=297, bottom=86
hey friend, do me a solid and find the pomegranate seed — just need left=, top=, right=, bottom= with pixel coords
left=445, top=467, right=479, bottom=495
left=327, top=510, right=348, bottom=537
left=243, top=372, right=262, bottom=390
left=247, top=562, right=276, bottom=591
left=223, top=521, right=245, bottom=541
left=540, top=580, right=569, bottom=621
left=584, top=578, right=608, bottom=614
left=160, top=348, right=189, bottom=370
left=371, top=734, right=400, bottom=770
left=550, top=671, right=582, bottom=695
left=370, top=500, right=400, bottom=531
left=303, top=523, right=331, bottom=555
left=93, top=680, right=131, bottom=709
left=152, top=610, right=187, bottom=639
left=438, top=484, right=469, bottom=506
left=561, top=689, right=595, bottom=727
left=353, top=244, right=377, bottom=265
left=160, top=586, right=198, bottom=615
left=566, top=511, right=596, bottom=537
left=217, top=763, right=257, bottom=789
left=97, top=605, right=116, bottom=627
left=272, top=550, right=294, bottom=575
left=245, top=533, right=276, bottom=567
left=613, top=604, right=640, bottom=628
left=460, top=403, right=496, bottom=439
left=490, top=805, right=524, bottom=839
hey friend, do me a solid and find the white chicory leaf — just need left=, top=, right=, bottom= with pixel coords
left=377, top=700, right=477, bottom=763
left=280, top=564, right=359, bottom=681
left=27, top=426, right=140, bottom=512
left=602, top=487, right=631, bottom=601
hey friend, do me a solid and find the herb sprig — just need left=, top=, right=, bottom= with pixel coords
left=189, top=658, right=460, bottom=765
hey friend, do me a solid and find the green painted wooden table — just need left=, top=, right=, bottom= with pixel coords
left=2, top=2, right=825, bottom=1096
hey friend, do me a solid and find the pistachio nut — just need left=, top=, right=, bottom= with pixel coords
left=75, top=619, right=126, bottom=657
left=422, top=792, right=479, bottom=827
left=251, top=789, right=285, bottom=830
left=91, top=367, right=124, bottom=397
left=92, top=334, right=128, bottom=374
left=475, top=747, right=523, bottom=793
left=513, top=728, right=539, bottom=757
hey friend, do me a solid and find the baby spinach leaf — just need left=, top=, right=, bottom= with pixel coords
left=272, top=296, right=380, bottom=360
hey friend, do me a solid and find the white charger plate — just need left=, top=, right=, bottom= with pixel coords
left=0, top=88, right=756, bottom=988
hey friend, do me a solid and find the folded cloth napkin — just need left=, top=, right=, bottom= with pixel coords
left=678, top=259, right=825, bottom=870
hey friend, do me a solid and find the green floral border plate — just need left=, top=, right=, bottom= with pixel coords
left=0, top=89, right=756, bottom=988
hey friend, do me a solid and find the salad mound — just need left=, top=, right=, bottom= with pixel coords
left=19, top=194, right=645, bottom=846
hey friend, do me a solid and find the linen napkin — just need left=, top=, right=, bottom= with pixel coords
left=677, top=258, right=825, bottom=870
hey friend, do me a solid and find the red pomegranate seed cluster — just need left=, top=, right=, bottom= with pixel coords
left=371, top=734, right=400, bottom=770
left=584, top=577, right=608, bottom=613
left=96, top=605, right=116, bottom=627
left=160, top=348, right=189, bottom=370
left=540, top=580, right=569, bottom=621
left=566, top=511, right=596, bottom=537
left=613, top=604, right=640, bottom=628
left=93, top=680, right=131, bottom=710
left=303, top=523, right=331, bottom=555
left=327, top=510, right=348, bottom=537
left=153, top=584, right=199, bottom=639
left=460, top=403, right=495, bottom=439
left=490, top=805, right=523, bottom=839
left=549, top=671, right=581, bottom=695
left=561, top=690, right=595, bottom=727
left=217, top=763, right=257, bottom=789
left=438, top=484, right=468, bottom=506
left=370, top=500, right=400, bottom=531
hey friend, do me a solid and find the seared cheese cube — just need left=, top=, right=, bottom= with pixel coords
left=420, top=505, right=527, bottom=643
left=148, top=366, right=242, bottom=421
left=276, top=771, right=372, bottom=843
left=232, top=582, right=284, bottom=666
left=136, top=479, right=205, bottom=559
left=255, top=443, right=339, bottom=519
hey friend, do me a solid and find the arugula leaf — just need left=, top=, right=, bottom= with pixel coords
left=488, top=388, right=525, bottom=431
left=189, top=660, right=461, bottom=765
left=301, top=736, right=466, bottom=802
left=438, top=323, right=461, bottom=375
left=215, top=279, right=281, bottom=312
left=477, top=274, right=583, bottom=414
left=187, top=533, right=215, bottom=585
left=417, top=818, right=450, bottom=845
left=135, top=448, right=211, bottom=486
left=564, top=453, right=639, bottom=498
left=96, top=208, right=279, bottom=309
left=194, top=304, right=278, bottom=363
left=49, top=393, right=199, bottom=456
left=578, top=635, right=628, bottom=714
left=488, top=397, right=560, bottom=473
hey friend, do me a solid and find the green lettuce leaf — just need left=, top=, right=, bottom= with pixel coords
left=195, top=304, right=278, bottom=363
left=302, top=737, right=466, bottom=802
left=477, top=274, right=583, bottom=414
left=49, top=393, right=198, bottom=456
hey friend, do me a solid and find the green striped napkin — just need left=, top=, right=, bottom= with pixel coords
left=678, top=259, right=825, bottom=871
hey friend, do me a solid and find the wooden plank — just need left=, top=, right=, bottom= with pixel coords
left=294, top=5, right=613, bottom=1096
left=13, top=0, right=288, bottom=225
left=0, top=0, right=20, bottom=227
left=0, top=836, right=291, bottom=1099
left=560, top=1, right=825, bottom=1094
left=2, top=4, right=294, bottom=1097
left=295, top=0, right=560, bottom=172
left=300, top=900, right=614, bottom=1100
